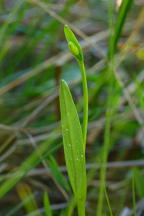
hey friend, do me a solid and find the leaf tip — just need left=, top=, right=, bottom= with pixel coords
left=60, top=79, right=68, bottom=91
left=64, top=24, right=72, bottom=44
left=64, top=24, right=68, bottom=30
left=61, top=79, right=67, bottom=86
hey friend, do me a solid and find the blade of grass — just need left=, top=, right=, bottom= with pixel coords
left=0, top=1, right=30, bottom=64
left=96, top=80, right=114, bottom=216
left=0, top=0, right=24, bottom=43
left=62, top=197, right=76, bottom=216
left=43, top=192, right=52, bottom=216
left=108, top=0, right=134, bottom=59
left=133, top=168, right=144, bottom=199
left=60, top=80, right=86, bottom=216
left=46, top=155, right=70, bottom=192
left=132, top=173, right=136, bottom=216
left=97, top=0, right=133, bottom=215
left=17, top=183, right=42, bottom=216
left=4, top=192, right=37, bottom=216
left=0, top=135, right=57, bottom=198
left=104, top=187, right=113, bottom=216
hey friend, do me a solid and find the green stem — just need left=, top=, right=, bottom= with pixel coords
left=132, top=175, right=136, bottom=216
left=96, top=63, right=114, bottom=216
left=78, top=200, right=85, bottom=216
left=78, top=61, right=88, bottom=148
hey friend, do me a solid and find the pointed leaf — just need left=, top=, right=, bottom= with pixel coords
left=59, top=80, right=86, bottom=210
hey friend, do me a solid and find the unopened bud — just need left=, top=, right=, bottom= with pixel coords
left=68, top=41, right=79, bottom=57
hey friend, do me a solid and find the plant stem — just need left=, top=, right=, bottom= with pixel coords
left=132, top=175, right=136, bottom=216
left=78, top=200, right=85, bottom=216
left=96, top=93, right=112, bottom=216
left=78, top=60, right=88, bottom=148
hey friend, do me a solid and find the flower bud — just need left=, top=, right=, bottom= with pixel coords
left=68, top=41, right=79, bottom=57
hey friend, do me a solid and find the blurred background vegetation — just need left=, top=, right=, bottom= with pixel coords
left=0, top=0, right=144, bottom=215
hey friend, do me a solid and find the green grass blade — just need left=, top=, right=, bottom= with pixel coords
left=62, top=197, right=76, bottom=216
left=43, top=192, right=52, bottom=216
left=132, top=173, right=136, bottom=216
left=4, top=193, right=36, bottom=216
left=66, top=200, right=76, bottom=216
left=108, top=0, right=133, bottom=58
left=60, top=80, right=86, bottom=216
left=97, top=0, right=134, bottom=215
left=0, top=137, right=55, bottom=198
left=105, top=187, right=113, bottom=216
left=0, top=0, right=24, bottom=43
left=47, top=155, right=70, bottom=192
left=133, top=168, right=144, bottom=198
left=17, top=183, right=42, bottom=216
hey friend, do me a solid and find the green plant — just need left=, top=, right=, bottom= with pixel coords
left=59, top=25, right=88, bottom=216
left=132, top=173, right=136, bottom=216
left=64, top=25, right=88, bottom=147
left=17, top=183, right=42, bottom=216
left=43, top=192, right=52, bottom=216
left=0, top=136, right=58, bottom=198
left=1, top=1, right=142, bottom=215
left=97, top=0, right=134, bottom=215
